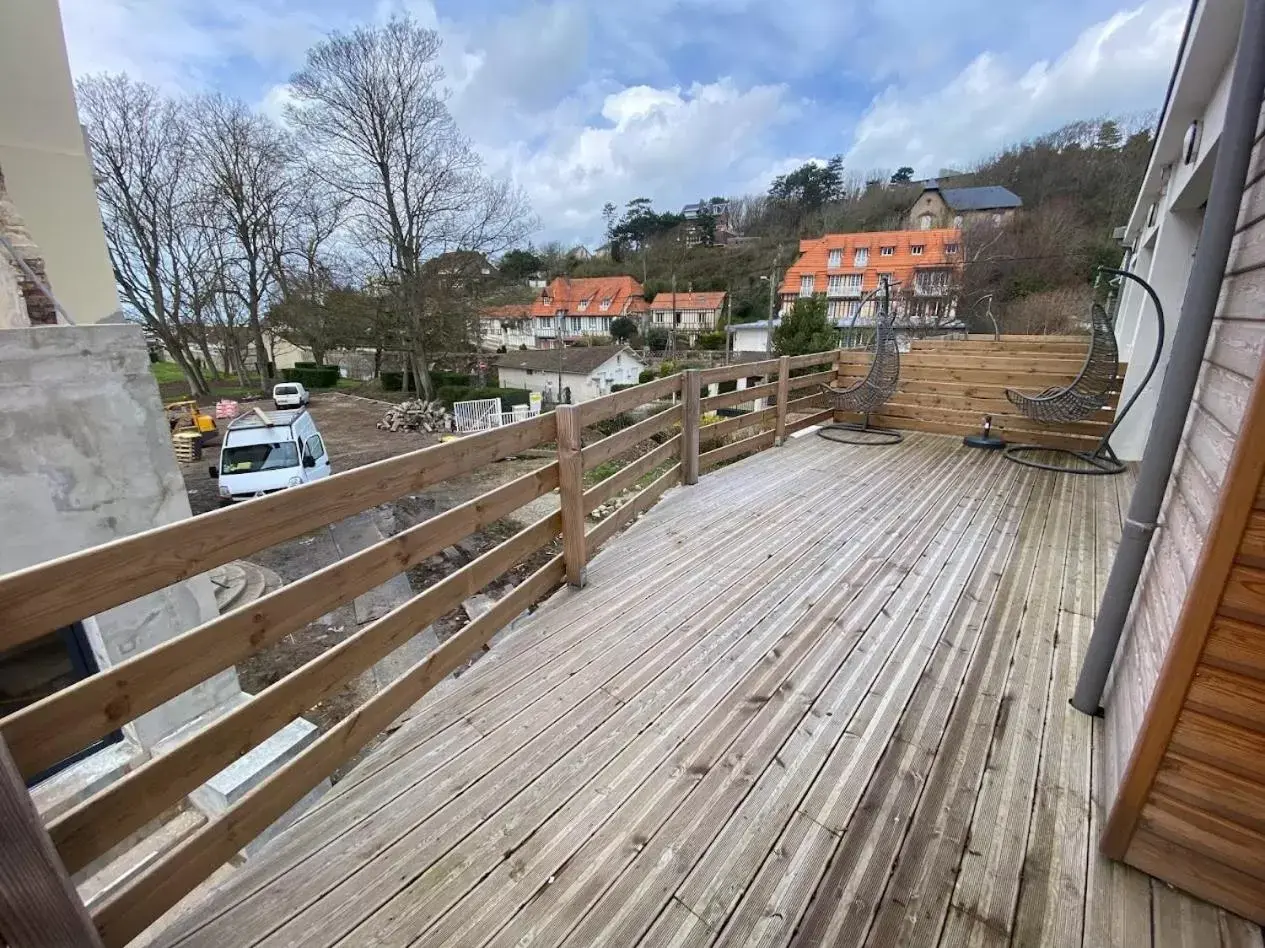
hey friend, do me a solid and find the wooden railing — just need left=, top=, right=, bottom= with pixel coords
left=0, top=355, right=832, bottom=947
left=835, top=335, right=1126, bottom=452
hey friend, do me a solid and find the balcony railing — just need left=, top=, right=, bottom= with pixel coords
left=0, top=352, right=839, bottom=947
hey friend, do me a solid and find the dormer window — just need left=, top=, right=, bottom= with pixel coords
left=600, top=298, right=612, bottom=311
left=577, top=299, right=589, bottom=311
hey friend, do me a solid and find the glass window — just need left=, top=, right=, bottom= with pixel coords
left=880, top=246, right=895, bottom=256
left=577, top=299, right=589, bottom=311
left=221, top=441, right=299, bottom=474
left=827, top=249, right=843, bottom=269
left=305, top=434, right=325, bottom=460
left=946, top=243, right=959, bottom=254
left=919, top=213, right=933, bottom=230
left=911, top=245, right=924, bottom=256
left=853, top=248, right=869, bottom=267
left=600, top=298, right=612, bottom=311
left=799, top=275, right=814, bottom=297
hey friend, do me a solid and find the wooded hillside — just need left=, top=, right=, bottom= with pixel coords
left=547, top=113, right=1156, bottom=333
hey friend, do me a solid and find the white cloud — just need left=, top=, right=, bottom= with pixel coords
left=494, top=79, right=793, bottom=243
left=57, top=0, right=1185, bottom=247
left=843, top=0, right=1185, bottom=174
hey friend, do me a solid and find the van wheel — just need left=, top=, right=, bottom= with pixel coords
left=274, top=401, right=282, bottom=410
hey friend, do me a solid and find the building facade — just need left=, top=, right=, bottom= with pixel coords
left=778, top=228, right=962, bottom=325
left=906, top=182, right=1023, bottom=231
left=529, top=276, right=648, bottom=349
left=494, top=345, right=645, bottom=403
left=648, top=290, right=726, bottom=343
left=479, top=303, right=536, bottom=351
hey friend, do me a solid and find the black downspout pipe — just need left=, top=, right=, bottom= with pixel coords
left=1072, top=0, right=1265, bottom=715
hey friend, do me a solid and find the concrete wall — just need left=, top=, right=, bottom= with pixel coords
left=0, top=1, right=120, bottom=325
left=0, top=324, right=238, bottom=748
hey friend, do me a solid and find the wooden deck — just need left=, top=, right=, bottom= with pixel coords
left=150, top=432, right=1262, bottom=948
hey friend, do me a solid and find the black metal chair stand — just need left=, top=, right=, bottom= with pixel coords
left=1003, top=268, right=1165, bottom=476
left=818, top=288, right=902, bottom=446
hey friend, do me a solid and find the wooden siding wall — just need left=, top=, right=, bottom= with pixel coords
left=835, top=336, right=1123, bottom=452
left=1102, top=98, right=1265, bottom=918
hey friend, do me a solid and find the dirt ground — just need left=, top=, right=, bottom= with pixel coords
left=176, top=392, right=561, bottom=758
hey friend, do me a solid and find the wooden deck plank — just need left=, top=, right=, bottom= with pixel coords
left=716, top=463, right=1034, bottom=946
left=937, top=471, right=1077, bottom=947
left=531, top=452, right=1015, bottom=946
left=144, top=440, right=1258, bottom=948
left=856, top=471, right=1055, bottom=948
left=337, top=443, right=970, bottom=946
left=467, top=445, right=993, bottom=948
left=426, top=441, right=981, bottom=948
left=1011, top=474, right=1096, bottom=947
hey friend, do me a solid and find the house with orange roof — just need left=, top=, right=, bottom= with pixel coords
left=778, top=228, right=963, bottom=325
left=479, top=302, right=535, bottom=351
left=648, top=290, right=727, bottom=343
left=529, top=276, right=648, bottom=349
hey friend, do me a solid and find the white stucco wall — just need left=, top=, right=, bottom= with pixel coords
left=731, top=324, right=771, bottom=353
left=1110, top=3, right=1239, bottom=460
left=0, top=1, right=120, bottom=325
left=498, top=352, right=643, bottom=402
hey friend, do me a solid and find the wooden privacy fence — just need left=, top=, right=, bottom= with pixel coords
left=0, top=354, right=831, bottom=948
left=836, top=335, right=1127, bottom=453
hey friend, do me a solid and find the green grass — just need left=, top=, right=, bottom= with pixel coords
left=149, top=361, right=187, bottom=383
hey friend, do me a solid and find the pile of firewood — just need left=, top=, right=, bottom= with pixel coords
left=377, top=399, right=453, bottom=433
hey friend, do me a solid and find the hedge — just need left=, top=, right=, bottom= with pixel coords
left=638, top=369, right=656, bottom=384
left=433, top=385, right=532, bottom=409
left=293, top=361, right=320, bottom=369
left=610, top=383, right=636, bottom=392
left=281, top=365, right=340, bottom=388
left=431, top=369, right=473, bottom=388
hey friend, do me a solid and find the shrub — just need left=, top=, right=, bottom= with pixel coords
left=696, top=331, right=727, bottom=351
left=380, top=370, right=404, bottom=391
left=430, top=369, right=472, bottom=388
left=638, top=369, right=656, bottom=384
left=433, top=385, right=532, bottom=409
left=294, top=361, right=320, bottom=370
left=282, top=365, right=340, bottom=388
left=610, top=383, right=636, bottom=392
left=658, top=360, right=679, bottom=378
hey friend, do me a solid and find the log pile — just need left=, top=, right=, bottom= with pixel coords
left=377, top=399, right=453, bottom=433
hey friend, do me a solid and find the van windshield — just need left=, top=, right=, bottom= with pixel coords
left=221, top=441, right=299, bottom=474
left=275, top=385, right=299, bottom=395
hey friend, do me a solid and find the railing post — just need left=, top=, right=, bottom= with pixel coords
left=774, top=355, right=791, bottom=445
left=555, top=405, right=587, bottom=587
left=0, top=735, right=103, bottom=947
left=683, top=369, right=701, bottom=485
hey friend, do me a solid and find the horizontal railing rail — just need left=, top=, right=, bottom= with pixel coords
left=0, top=352, right=839, bottom=947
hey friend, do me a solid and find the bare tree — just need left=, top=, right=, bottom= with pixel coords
left=285, top=15, right=534, bottom=398
left=190, top=94, right=296, bottom=387
left=77, top=74, right=212, bottom=395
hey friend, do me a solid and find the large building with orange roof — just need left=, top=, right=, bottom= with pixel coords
left=778, top=228, right=962, bottom=325
left=648, top=290, right=727, bottom=343
left=529, top=276, right=648, bottom=348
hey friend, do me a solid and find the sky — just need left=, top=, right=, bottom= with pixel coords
left=58, top=0, right=1187, bottom=248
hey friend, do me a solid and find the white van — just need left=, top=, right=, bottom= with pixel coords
left=211, top=408, right=331, bottom=504
left=272, top=382, right=309, bottom=409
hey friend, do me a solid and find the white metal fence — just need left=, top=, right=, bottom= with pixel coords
left=453, top=397, right=541, bottom=434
